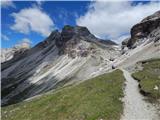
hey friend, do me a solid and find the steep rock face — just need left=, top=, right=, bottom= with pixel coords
left=127, top=11, right=160, bottom=48
left=1, top=25, right=120, bottom=106
left=116, top=12, right=160, bottom=68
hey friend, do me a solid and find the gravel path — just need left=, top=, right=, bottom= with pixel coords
left=121, top=69, right=159, bottom=120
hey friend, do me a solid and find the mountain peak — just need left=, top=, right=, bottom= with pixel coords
left=61, top=25, right=91, bottom=42
left=62, top=25, right=90, bottom=34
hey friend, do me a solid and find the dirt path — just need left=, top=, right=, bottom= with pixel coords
left=121, top=69, right=159, bottom=120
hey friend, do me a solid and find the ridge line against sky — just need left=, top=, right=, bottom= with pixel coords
left=1, top=0, right=160, bottom=48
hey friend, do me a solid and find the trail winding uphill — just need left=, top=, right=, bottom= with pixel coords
left=121, top=69, right=159, bottom=120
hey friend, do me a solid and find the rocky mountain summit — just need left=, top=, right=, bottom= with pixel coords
left=1, top=25, right=120, bottom=106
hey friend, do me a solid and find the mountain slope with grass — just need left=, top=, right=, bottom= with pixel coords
left=132, top=58, right=160, bottom=101
left=2, top=70, right=125, bottom=120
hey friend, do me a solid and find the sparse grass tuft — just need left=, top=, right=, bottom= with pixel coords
left=2, top=70, right=125, bottom=120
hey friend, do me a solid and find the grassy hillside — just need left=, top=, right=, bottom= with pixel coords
left=2, top=70, right=125, bottom=120
left=132, top=59, right=160, bottom=100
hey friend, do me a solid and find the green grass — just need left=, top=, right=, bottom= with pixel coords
left=2, top=70, right=125, bottom=120
left=132, top=58, right=160, bottom=100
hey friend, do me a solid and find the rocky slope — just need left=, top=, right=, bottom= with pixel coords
left=119, top=11, right=160, bottom=68
left=126, top=10, right=160, bottom=48
left=1, top=25, right=120, bottom=106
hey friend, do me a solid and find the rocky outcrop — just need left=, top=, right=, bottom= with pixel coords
left=127, top=11, right=160, bottom=48
left=122, top=38, right=130, bottom=46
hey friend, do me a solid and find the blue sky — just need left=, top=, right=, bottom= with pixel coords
left=1, top=1, right=160, bottom=48
left=1, top=1, right=90, bottom=48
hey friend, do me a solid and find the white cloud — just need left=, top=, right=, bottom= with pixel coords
left=14, top=38, right=32, bottom=49
left=1, top=34, right=10, bottom=41
left=10, top=7, right=54, bottom=37
left=1, top=0, right=15, bottom=8
left=76, top=1, right=160, bottom=41
left=36, top=0, right=44, bottom=6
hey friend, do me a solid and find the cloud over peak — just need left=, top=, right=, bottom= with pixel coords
left=10, top=7, right=54, bottom=37
left=76, top=1, right=160, bottom=41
